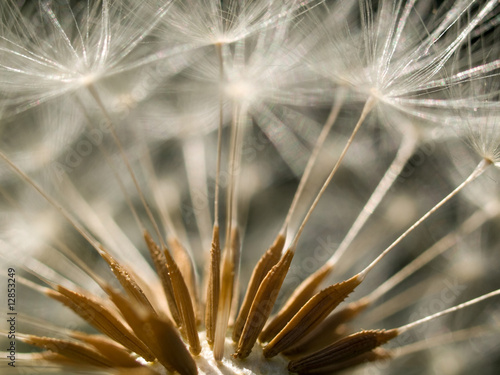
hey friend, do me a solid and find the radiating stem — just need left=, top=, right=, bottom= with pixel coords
left=367, top=204, right=498, bottom=303
left=0, top=150, right=101, bottom=252
left=205, top=42, right=224, bottom=348
left=279, top=90, right=346, bottom=236
left=327, top=126, right=417, bottom=267
left=393, top=325, right=496, bottom=359
left=183, top=138, right=212, bottom=251
left=86, top=84, right=165, bottom=248
left=398, top=288, right=500, bottom=333
left=289, top=95, right=376, bottom=251
left=214, top=103, right=246, bottom=360
left=139, top=139, right=180, bottom=241
left=214, top=42, right=224, bottom=229
left=358, top=158, right=491, bottom=280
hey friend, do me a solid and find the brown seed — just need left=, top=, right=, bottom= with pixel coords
left=263, top=275, right=362, bottom=358
left=36, top=351, right=86, bottom=366
left=144, top=230, right=182, bottom=326
left=213, top=226, right=240, bottom=361
left=228, top=224, right=242, bottom=325
left=102, top=286, right=162, bottom=359
left=23, top=335, right=114, bottom=368
left=105, top=288, right=197, bottom=375
left=232, top=233, right=286, bottom=343
left=283, top=298, right=370, bottom=356
left=291, top=348, right=392, bottom=374
left=288, top=329, right=398, bottom=372
left=260, top=263, right=333, bottom=343
left=69, top=332, right=141, bottom=368
left=47, top=286, right=155, bottom=361
left=169, top=236, right=199, bottom=320
left=164, top=246, right=201, bottom=355
left=205, top=224, right=221, bottom=347
left=100, top=249, right=156, bottom=314
left=234, top=249, right=294, bottom=359
left=144, top=312, right=198, bottom=375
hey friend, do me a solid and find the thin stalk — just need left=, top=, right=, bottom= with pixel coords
left=363, top=276, right=439, bottom=326
left=0, top=187, right=109, bottom=291
left=57, top=175, right=157, bottom=284
left=358, top=158, right=491, bottom=280
left=205, top=42, right=224, bottom=348
left=327, top=128, right=417, bottom=267
left=139, top=140, right=179, bottom=241
left=86, top=84, right=165, bottom=248
left=393, top=325, right=496, bottom=359
left=289, top=96, right=376, bottom=251
left=228, top=107, right=246, bottom=326
left=183, top=138, right=212, bottom=251
left=279, top=91, right=346, bottom=236
left=223, top=103, right=243, bottom=246
left=398, top=288, right=500, bottom=333
left=214, top=42, right=224, bottom=229
left=214, top=103, right=246, bottom=361
left=0, top=150, right=102, bottom=252
left=367, top=205, right=498, bottom=303
left=76, top=101, right=144, bottom=234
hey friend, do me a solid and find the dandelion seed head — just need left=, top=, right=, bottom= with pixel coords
left=461, top=114, right=500, bottom=167
left=1, top=1, right=500, bottom=375
left=470, top=118, right=500, bottom=167
left=0, top=0, right=170, bottom=114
